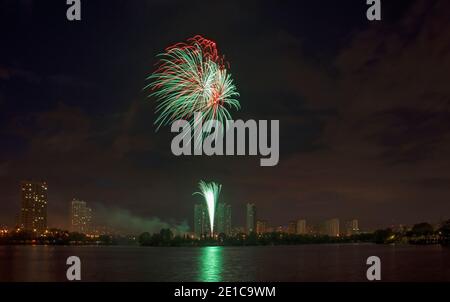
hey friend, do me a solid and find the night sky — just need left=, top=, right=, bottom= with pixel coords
left=1, top=0, right=449, bottom=232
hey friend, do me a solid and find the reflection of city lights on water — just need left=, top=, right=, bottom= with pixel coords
left=199, top=246, right=223, bottom=282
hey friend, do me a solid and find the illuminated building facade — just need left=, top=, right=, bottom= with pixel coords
left=256, top=219, right=267, bottom=234
left=345, top=219, right=360, bottom=236
left=194, top=202, right=231, bottom=238
left=325, top=218, right=340, bottom=237
left=216, top=202, right=232, bottom=235
left=194, top=202, right=210, bottom=238
left=296, top=219, right=307, bottom=235
left=288, top=221, right=297, bottom=234
left=71, top=199, right=92, bottom=234
left=20, top=181, right=48, bottom=234
left=246, top=203, right=256, bottom=234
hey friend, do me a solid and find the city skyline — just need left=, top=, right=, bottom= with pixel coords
left=2, top=179, right=447, bottom=235
left=10, top=180, right=422, bottom=239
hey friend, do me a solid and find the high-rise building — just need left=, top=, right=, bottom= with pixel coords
left=20, top=181, right=48, bottom=234
left=256, top=219, right=267, bottom=234
left=296, top=219, right=307, bottom=235
left=194, top=203, right=203, bottom=238
left=194, top=202, right=210, bottom=238
left=216, top=202, right=232, bottom=235
left=288, top=221, right=297, bottom=234
left=246, top=203, right=256, bottom=234
left=70, top=199, right=92, bottom=234
left=194, top=202, right=232, bottom=238
left=345, top=219, right=360, bottom=236
left=324, top=218, right=340, bottom=237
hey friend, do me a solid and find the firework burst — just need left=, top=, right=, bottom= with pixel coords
left=194, top=180, right=222, bottom=235
left=145, top=35, right=240, bottom=130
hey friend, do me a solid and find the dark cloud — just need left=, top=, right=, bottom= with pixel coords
left=368, top=108, right=450, bottom=164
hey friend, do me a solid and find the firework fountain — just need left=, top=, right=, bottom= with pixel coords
left=194, top=180, right=222, bottom=236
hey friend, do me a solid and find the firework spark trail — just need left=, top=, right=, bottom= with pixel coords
left=145, top=35, right=240, bottom=132
left=194, top=180, right=222, bottom=235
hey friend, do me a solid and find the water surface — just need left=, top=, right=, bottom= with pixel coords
left=1, top=244, right=449, bottom=281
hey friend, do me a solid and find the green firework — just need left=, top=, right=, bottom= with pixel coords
left=194, top=180, right=222, bottom=235
left=145, top=36, right=240, bottom=131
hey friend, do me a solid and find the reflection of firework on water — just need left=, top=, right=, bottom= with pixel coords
left=194, top=180, right=222, bottom=235
left=146, top=35, right=240, bottom=130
